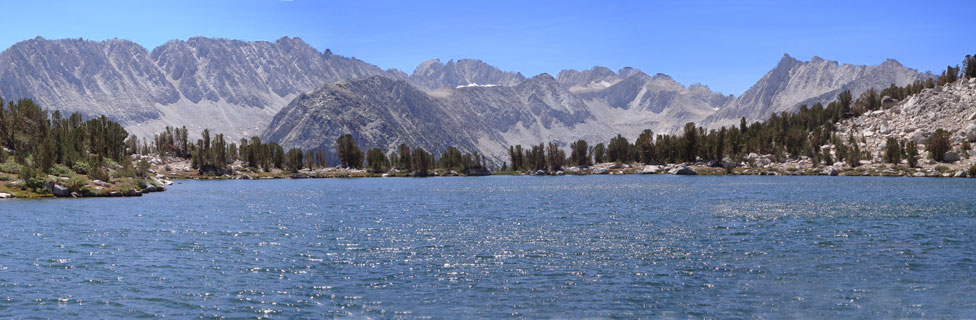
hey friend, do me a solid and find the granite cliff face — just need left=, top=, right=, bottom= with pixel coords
left=0, top=36, right=402, bottom=139
left=0, top=38, right=178, bottom=123
left=264, top=74, right=609, bottom=163
left=706, top=54, right=932, bottom=127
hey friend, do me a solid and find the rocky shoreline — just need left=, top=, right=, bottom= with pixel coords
left=4, top=156, right=971, bottom=201
left=0, top=175, right=174, bottom=200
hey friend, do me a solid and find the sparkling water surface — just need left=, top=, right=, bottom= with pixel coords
left=1, top=175, right=974, bottom=318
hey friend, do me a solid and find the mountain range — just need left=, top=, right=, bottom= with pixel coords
left=0, top=36, right=933, bottom=163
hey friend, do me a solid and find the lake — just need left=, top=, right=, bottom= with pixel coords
left=1, top=175, right=974, bottom=318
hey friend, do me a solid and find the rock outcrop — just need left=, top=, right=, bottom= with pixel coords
left=835, top=78, right=976, bottom=165
left=670, top=166, right=697, bottom=175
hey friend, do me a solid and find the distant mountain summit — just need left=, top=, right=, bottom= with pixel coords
left=705, top=54, right=932, bottom=127
left=408, top=58, right=525, bottom=90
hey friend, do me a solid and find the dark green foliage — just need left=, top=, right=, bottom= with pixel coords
left=410, top=148, right=432, bottom=176
left=20, top=166, right=47, bottom=193
left=366, top=148, right=389, bottom=173
left=607, top=134, right=631, bottom=163
left=545, top=142, right=566, bottom=172
left=940, top=65, right=960, bottom=85
left=189, top=129, right=232, bottom=174
left=853, top=88, right=881, bottom=114
left=136, top=159, right=150, bottom=178
left=883, top=137, right=903, bottom=164
left=592, top=143, right=606, bottom=163
left=438, top=147, right=464, bottom=172
left=0, top=98, right=142, bottom=182
left=285, top=148, right=304, bottom=173
left=837, top=90, right=853, bottom=115
left=269, top=143, right=285, bottom=170
left=926, top=129, right=952, bottom=161
left=681, top=122, right=699, bottom=162
left=906, top=141, right=919, bottom=168
left=436, top=146, right=486, bottom=174
left=335, top=134, right=363, bottom=169
left=635, top=129, right=656, bottom=164
left=569, top=140, right=590, bottom=167
left=525, top=144, right=547, bottom=171
left=508, top=145, right=525, bottom=171
left=302, top=147, right=328, bottom=170
left=397, top=144, right=412, bottom=170
left=821, top=147, right=833, bottom=165
left=964, top=54, right=976, bottom=79
left=50, top=164, right=74, bottom=177
left=153, top=126, right=190, bottom=158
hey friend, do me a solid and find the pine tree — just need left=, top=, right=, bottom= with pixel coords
left=635, top=129, right=656, bottom=164
left=545, top=142, right=566, bottom=171
left=607, top=134, right=631, bottom=163
left=335, top=134, right=363, bottom=168
left=883, top=137, right=902, bottom=164
left=410, top=148, right=432, bottom=177
left=569, top=140, right=590, bottom=167
left=592, top=143, right=606, bottom=163
left=906, top=141, right=919, bottom=168
left=366, top=148, right=389, bottom=173
left=285, top=148, right=303, bottom=173
left=926, top=129, right=952, bottom=161
left=397, top=144, right=411, bottom=170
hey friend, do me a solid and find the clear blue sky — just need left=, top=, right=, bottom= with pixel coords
left=3, top=0, right=974, bottom=95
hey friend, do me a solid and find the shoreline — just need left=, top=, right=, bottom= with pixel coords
left=3, top=160, right=971, bottom=200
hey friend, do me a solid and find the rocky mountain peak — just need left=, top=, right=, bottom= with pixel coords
left=408, top=58, right=525, bottom=90
left=651, top=73, right=674, bottom=81
left=775, top=53, right=802, bottom=69
left=705, top=54, right=933, bottom=128
left=881, top=58, right=904, bottom=67
left=618, top=67, right=642, bottom=78
left=556, top=66, right=621, bottom=90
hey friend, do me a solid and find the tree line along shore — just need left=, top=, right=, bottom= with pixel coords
left=1, top=55, right=975, bottom=199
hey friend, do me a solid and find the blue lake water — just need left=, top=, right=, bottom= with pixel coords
left=1, top=175, right=975, bottom=318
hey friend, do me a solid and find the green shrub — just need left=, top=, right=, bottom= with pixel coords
left=968, top=164, right=976, bottom=178
left=103, top=158, right=120, bottom=170
left=50, top=164, right=74, bottom=177
left=66, top=175, right=90, bottom=189
left=72, top=161, right=90, bottom=175
left=136, top=159, right=151, bottom=178
left=0, top=158, right=21, bottom=174
left=111, top=168, right=135, bottom=179
left=934, top=165, right=951, bottom=173
left=0, top=174, right=11, bottom=181
left=20, top=166, right=48, bottom=193
left=88, top=165, right=111, bottom=183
